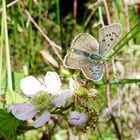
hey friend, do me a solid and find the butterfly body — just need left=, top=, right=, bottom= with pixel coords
left=64, top=23, right=121, bottom=81
left=71, top=48, right=103, bottom=61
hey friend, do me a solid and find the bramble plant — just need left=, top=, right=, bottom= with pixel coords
left=8, top=71, right=98, bottom=129
left=0, top=0, right=140, bottom=140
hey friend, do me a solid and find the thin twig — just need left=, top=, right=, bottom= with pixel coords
left=102, top=0, right=111, bottom=25
left=123, top=0, right=134, bottom=72
left=73, top=0, right=77, bottom=19
left=104, top=64, right=112, bottom=111
left=102, top=1, right=122, bottom=140
left=88, top=0, right=102, bottom=10
left=0, top=0, right=19, bottom=13
left=98, top=5, right=104, bottom=27
left=19, top=1, right=63, bottom=62
left=111, top=0, right=120, bottom=79
left=95, top=78, right=140, bottom=86
left=97, top=126, right=104, bottom=140
left=0, top=0, right=63, bottom=62
left=102, top=0, right=112, bottom=112
left=112, top=0, right=119, bottom=22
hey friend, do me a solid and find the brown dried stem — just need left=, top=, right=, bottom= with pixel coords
left=102, top=0, right=111, bottom=24
left=102, top=0, right=122, bottom=140
left=19, top=1, right=63, bottom=63
left=0, top=0, right=19, bottom=13
left=73, top=0, right=77, bottom=19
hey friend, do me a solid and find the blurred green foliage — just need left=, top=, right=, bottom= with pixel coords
left=0, top=0, right=140, bottom=139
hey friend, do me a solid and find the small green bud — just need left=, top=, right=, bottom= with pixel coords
left=75, top=87, right=88, bottom=97
left=60, top=67, right=71, bottom=77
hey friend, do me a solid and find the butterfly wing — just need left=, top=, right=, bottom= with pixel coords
left=99, top=23, right=121, bottom=57
left=81, top=63, right=104, bottom=81
left=70, top=33, right=99, bottom=54
left=63, top=33, right=99, bottom=69
left=64, top=51, right=91, bottom=69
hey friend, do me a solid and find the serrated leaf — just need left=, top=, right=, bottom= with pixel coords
left=0, top=109, right=20, bottom=138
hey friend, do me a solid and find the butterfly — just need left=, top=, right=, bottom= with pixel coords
left=63, top=23, right=121, bottom=81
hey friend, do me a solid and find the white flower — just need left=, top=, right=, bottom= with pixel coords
left=51, top=89, right=71, bottom=108
left=44, top=71, right=62, bottom=95
left=68, top=77, right=79, bottom=91
left=8, top=104, right=51, bottom=128
left=9, top=103, right=36, bottom=121
left=68, top=111, right=87, bottom=127
left=20, top=72, right=62, bottom=97
left=20, top=76, right=42, bottom=97
left=32, top=110, right=51, bottom=128
left=11, top=71, right=71, bottom=128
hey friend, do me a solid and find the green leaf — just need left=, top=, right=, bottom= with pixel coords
left=0, top=71, right=24, bottom=95
left=0, top=109, right=20, bottom=139
left=6, top=90, right=28, bottom=105
left=130, top=44, right=140, bottom=51
left=108, top=22, right=140, bottom=58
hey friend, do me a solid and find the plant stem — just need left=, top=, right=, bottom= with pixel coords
left=0, top=0, right=19, bottom=13
left=95, top=78, right=140, bottom=86
left=0, top=10, right=4, bottom=90
left=84, top=8, right=97, bottom=29
left=56, top=0, right=60, bottom=25
left=3, top=0, right=13, bottom=91
left=97, top=126, right=104, bottom=140
left=102, top=0, right=122, bottom=139
left=73, top=0, right=77, bottom=20
left=19, top=1, right=63, bottom=63
left=56, top=0, right=62, bottom=46
left=98, top=6, right=104, bottom=27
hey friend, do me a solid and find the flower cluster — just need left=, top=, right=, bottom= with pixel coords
left=8, top=71, right=88, bottom=128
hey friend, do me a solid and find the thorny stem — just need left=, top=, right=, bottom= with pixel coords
left=102, top=0, right=122, bottom=140
left=19, top=0, right=63, bottom=63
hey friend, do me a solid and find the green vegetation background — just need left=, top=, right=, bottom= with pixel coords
left=0, top=0, right=140, bottom=140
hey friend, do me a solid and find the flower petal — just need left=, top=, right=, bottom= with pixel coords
left=68, top=111, right=87, bottom=126
left=7, top=104, right=14, bottom=112
left=20, top=76, right=42, bottom=97
left=68, top=77, right=79, bottom=91
left=51, top=89, right=71, bottom=108
left=10, top=103, right=36, bottom=121
left=44, top=71, right=62, bottom=94
left=32, top=110, right=51, bottom=128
